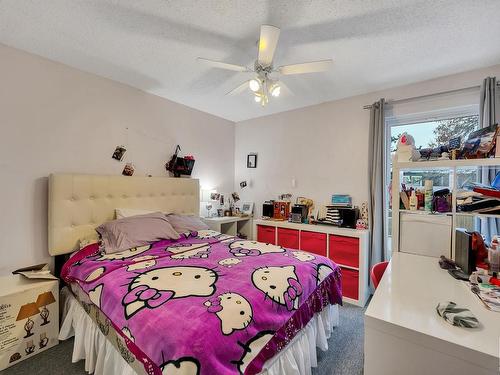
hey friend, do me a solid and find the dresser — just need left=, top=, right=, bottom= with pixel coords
left=253, top=219, right=370, bottom=307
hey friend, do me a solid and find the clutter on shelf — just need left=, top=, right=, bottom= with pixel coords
left=395, top=124, right=499, bottom=163
left=260, top=193, right=364, bottom=230
left=399, top=180, right=452, bottom=213
left=457, top=171, right=500, bottom=214
left=315, top=194, right=360, bottom=229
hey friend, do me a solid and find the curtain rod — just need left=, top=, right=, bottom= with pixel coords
left=362, top=82, right=500, bottom=110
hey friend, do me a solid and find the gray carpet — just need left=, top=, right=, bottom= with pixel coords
left=2, top=303, right=365, bottom=375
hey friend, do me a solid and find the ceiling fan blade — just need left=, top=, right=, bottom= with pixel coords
left=279, top=59, right=333, bottom=75
left=197, top=57, right=249, bottom=72
left=226, top=80, right=250, bottom=96
left=278, top=81, right=293, bottom=96
left=257, top=25, right=280, bottom=67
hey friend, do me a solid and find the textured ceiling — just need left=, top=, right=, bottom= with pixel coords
left=1, top=0, right=500, bottom=122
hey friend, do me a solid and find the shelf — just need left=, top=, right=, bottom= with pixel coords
left=455, top=212, right=500, bottom=219
left=394, top=158, right=500, bottom=170
left=399, top=210, right=500, bottom=219
left=399, top=210, right=451, bottom=216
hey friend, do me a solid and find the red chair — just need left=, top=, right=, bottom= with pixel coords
left=370, top=261, right=389, bottom=289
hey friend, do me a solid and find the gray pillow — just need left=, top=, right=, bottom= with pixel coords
left=97, top=212, right=180, bottom=254
left=166, top=214, right=209, bottom=233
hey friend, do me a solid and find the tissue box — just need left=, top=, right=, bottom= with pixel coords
left=0, top=275, right=59, bottom=370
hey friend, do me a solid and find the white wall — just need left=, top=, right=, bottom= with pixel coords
left=235, top=64, right=500, bottom=217
left=0, top=44, right=235, bottom=275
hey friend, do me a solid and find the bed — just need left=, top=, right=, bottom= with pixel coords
left=49, top=174, right=342, bottom=375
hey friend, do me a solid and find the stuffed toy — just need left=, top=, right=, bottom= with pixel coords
left=395, top=133, right=421, bottom=162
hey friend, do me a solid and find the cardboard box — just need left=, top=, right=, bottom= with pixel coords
left=0, top=274, right=59, bottom=370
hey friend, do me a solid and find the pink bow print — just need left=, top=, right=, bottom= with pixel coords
left=283, top=278, right=303, bottom=311
left=206, top=297, right=223, bottom=313
left=123, top=285, right=173, bottom=311
left=230, top=247, right=260, bottom=257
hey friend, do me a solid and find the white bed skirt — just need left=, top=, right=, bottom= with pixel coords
left=59, top=287, right=339, bottom=375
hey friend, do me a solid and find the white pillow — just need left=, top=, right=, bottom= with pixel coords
left=115, top=208, right=157, bottom=219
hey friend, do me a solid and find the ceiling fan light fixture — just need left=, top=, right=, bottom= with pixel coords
left=249, top=79, right=261, bottom=92
left=269, top=83, right=281, bottom=97
left=254, top=94, right=262, bottom=103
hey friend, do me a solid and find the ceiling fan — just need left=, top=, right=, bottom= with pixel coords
left=197, top=25, right=333, bottom=106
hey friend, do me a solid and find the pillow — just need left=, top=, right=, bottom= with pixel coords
left=97, top=212, right=180, bottom=254
left=115, top=208, right=157, bottom=219
left=167, top=214, right=209, bottom=233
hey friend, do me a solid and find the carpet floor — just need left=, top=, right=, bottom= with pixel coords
left=2, top=303, right=365, bottom=375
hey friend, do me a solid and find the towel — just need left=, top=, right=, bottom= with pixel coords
left=436, top=301, right=479, bottom=328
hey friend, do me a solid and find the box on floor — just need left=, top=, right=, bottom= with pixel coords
left=0, top=274, right=59, bottom=371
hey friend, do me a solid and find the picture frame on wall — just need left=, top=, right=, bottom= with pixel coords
left=247, top=153, right=257, bottom=168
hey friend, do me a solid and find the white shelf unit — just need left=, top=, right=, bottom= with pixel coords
left=201, top=216, right=253, bottom=238
left=391, top=158, right=500, bottom=259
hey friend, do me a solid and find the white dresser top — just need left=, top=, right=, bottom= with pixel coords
left=253, top=218, right=369, bottom=239
left=365, top=252, right=500, bottom=360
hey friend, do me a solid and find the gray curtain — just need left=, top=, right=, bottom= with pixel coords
left=479, top=77, right=500, bottom=241
left=368, top=98, right=387, bottom=272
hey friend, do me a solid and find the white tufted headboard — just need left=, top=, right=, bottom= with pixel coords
left=48, top=174, right=199, bottom=256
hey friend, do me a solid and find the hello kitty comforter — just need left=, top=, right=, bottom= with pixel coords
left=62, top=230, right=342, bottom=375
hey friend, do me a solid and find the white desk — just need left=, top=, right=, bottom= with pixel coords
left=365, top=253, right=500, bottom=375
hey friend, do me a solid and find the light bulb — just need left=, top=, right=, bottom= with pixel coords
left=254, top=95, right=261, bottom=103
left=249, top=79, right=260, bottom=92
left=270, top=83, right=281, bottom=97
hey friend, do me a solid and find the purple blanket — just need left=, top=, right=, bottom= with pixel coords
left=63, top=230, right=342, bottom=375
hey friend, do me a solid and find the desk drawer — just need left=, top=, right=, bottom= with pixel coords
left=341, top=267, right=359, bottom=300
left=257, top=225, right=276, bottom=244
left=277, top=228, right=299, bottom=249
left=300, top=231, right=327, bottom=256
left=329, top=235, right=359, bottom=268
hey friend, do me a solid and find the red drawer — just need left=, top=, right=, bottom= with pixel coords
left=257, top=225, right=276, bottom=244
left=341, top=267, right=359, bottom=300
left=300, top=231, right=327, bottom=256
left=329, top=235, right=359, bottom=268
left=277, top=228, right=299, bottom=249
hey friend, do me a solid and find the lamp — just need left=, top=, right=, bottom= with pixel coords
left=16, top=303, right=40, bottom=338
left=36, top=291, right=56, bottom=326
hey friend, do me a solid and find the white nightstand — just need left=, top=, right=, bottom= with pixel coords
left=201, top=216, right=253, bottom=239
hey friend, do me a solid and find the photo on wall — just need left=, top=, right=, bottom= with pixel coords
left=247, top=153, right=257, bottom=168
left=122, top=163, right=135, bottom=176
left=112, top=145, right=127, bottom=161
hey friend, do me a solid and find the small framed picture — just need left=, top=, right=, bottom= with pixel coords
left=239, top=202, right=254, bottom=215
left=247, top=153, right=257, bottom=168
left=240, top=180, right=247, bottom=189
left=122, top=163, right=135, bottom=176
left=112, top=145, right=127, bottom=161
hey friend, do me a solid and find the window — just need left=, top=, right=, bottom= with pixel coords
left=384, top=109, right=480, bottom=254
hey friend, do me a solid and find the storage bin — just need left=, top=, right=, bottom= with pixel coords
left=277, top=228, right=299, bottom=249
left=256, top=225, right=276, bottom=244
left=341, top=267, right=359, bottom=300
left=300, top=231, right=327, bottom=256
left=329, top=235, right=359, bottom=268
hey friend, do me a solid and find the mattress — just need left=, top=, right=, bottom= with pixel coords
left=61, top=230, right=342, bottom=375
